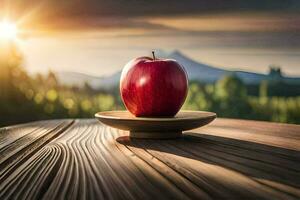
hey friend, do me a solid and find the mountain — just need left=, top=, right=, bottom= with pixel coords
left=56, top=71, right=121, bottom=89
left=166, top=51, right=279, bottom=84
left=56, top=50, right=300, bottom=89
left=168, top=50, right=226, bottom=83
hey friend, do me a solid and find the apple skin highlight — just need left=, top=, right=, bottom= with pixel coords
left=120, top=55, right=188, bottom=117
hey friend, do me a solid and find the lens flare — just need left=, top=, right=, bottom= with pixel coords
left=0, top=20, right=18, bottom=40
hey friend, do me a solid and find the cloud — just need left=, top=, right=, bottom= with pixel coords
left=17, top=0, right=300, bottom=18
left=147, top=13, right=300, bottom=32
left=1, top=0, right=300, bottom=35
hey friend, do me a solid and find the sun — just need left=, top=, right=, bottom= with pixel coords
left=0, top=20, right=18, bottom=40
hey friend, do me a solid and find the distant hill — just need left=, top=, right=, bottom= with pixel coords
left=56, top=50, right=300, bottom=89
left=56, top=71, right=121, bottom=89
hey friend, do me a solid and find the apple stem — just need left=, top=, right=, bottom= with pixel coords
left=152, top=51, right=156, bottom=60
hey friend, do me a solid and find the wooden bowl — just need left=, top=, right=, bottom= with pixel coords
left=95, top=110, right=216, bottom=139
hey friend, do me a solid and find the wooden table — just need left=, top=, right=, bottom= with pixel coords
left=0, top=119, right=299, bottom=200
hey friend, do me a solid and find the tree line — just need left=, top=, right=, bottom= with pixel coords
left=0, top=42, right=299, bottom=126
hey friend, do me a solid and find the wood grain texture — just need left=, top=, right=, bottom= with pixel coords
left=0, top=118, right=299, bottom=200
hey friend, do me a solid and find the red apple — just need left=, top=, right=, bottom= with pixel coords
left=120, top=52, right=188, bottom=117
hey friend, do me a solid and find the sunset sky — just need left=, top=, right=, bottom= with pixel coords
left=1, top=0, right=300, bottom=76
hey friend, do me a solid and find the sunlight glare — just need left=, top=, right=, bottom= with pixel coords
left=0, top=20, right=18, bottom=40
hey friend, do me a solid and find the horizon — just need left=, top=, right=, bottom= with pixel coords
left=0, top=1, right=299, bottom=77
left=1, top=0, right=300, bottom=126
left=19, top=33, right=300, bottom=76
left=44, top=49, right=300, bottom=79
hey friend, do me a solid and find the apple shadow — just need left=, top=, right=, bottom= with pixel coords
left=116, top=133, right=300, bottom=189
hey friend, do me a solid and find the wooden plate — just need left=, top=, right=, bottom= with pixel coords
left=95, top=110, right=216, bottom=139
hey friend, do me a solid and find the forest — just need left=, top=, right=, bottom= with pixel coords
left=1, top=41, right=299, bottom=126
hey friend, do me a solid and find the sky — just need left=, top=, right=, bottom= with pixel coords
left=1, top=0, right=300, bottom=76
